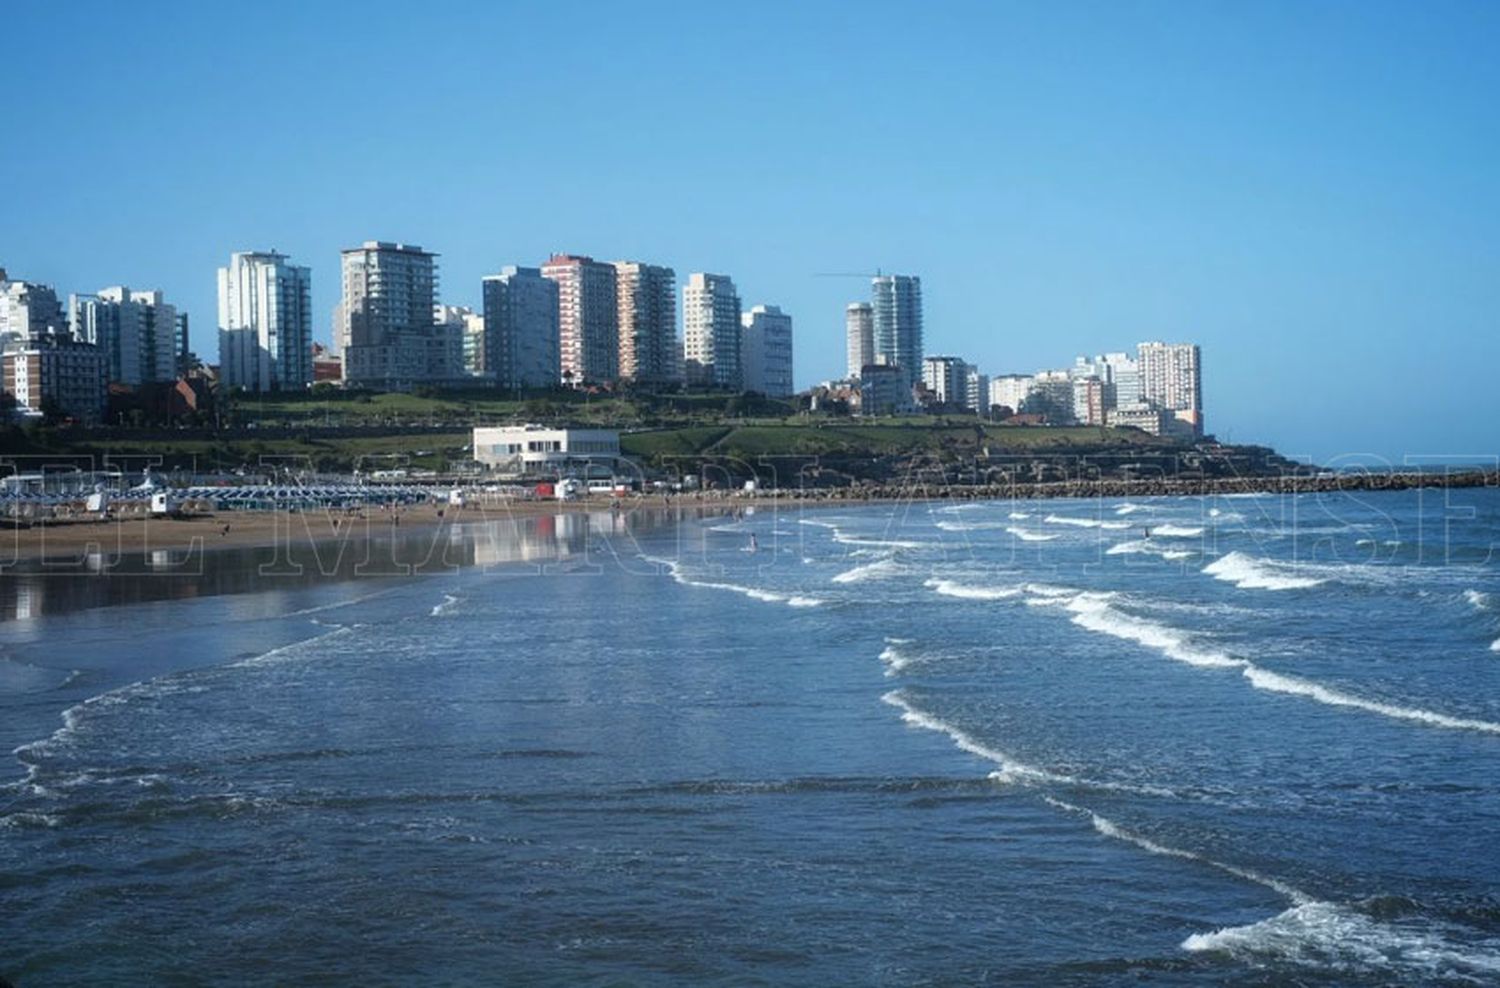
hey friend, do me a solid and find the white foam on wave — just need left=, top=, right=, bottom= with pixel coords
left=1106, top=540, right=1193, bottom=561
left=924, top=577, right=1023, bottom=601
left=1044, top=514, right=1133, bottom=530
left=1008, top=511, right=1031, bottom=520
left=1203, top=552, right=1326, bottom=591
left=1006, top=526, right=1058, bottom=542
left=283, top=585, right=400, bottom=618
left=1042, top=796, right=1310, bottom=903
left=1029, top=585, right=1500, bottom=735
left=1152, top=524, right=1204, bottom=538
left=1465, top=589, right=1493, bottom=611
left=640, top=554, right=825, bottom=609
left=934, top=519, right=1011, bottom=532
left=430, top=593, right=461, bottom=617
left=1115, top=503, right=1146, bottom=515
left=879, top=638, right=915, bottom=675
left=1491, top=638, right=1500, bottom=654
left=833, top=533, right=928, bottom=550
left=881, top=690, right=1076, bottom=786
left=832, top=557, right=903, bottom=584
left=1182, top=902, right=1500, bottom=980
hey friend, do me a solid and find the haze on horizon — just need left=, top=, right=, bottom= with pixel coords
left=3, top=0, right=1496, bottom=465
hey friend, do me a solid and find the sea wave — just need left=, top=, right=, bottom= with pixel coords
left=1045, top=514, right=1133, bottom=530
left=1203, top=552, right=1327, bottom=591
left=1106, top=540, right=1193, bottom=560
left=1008, top=511, right=1032, bottom=520
left=879, top=638, right=915, bottom=675
left=881, top=690, right=1079, bottom=787
left=924, top=577, right=1023, bottom=601
left=1465, top=589, right=1493, bottom=611
left=1006, top=526, right=1058, bottom=542
left=1030, top=586, right=1500, bottom=734
left=832, top=557, right=903, bottom=584
left=1151, top=524, right=1204, bottom=538
left=1115, top=503, right=1146, bottom=515
left=641, top=554, right=825, bottom=608
left=430, top=593, right=461, bottom=617
left=1182, top=901, right=1500, bottom=981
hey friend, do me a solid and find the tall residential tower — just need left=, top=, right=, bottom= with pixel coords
left=541, top=254, right=618, bottom=386
left=872, top=274, right=922, bottom=384
left=613, top=261, right=677, bottom=385
left=481, top=266, right=560, bottom=390
left=217, top=251, right=312, bottom=392
left=683, top=272, right=742, bottom=389
left=740, top=304, right=793, bottom=397
left=845, top=302, right=873, bottom=379
left=338, top=241, right=444, bottom=390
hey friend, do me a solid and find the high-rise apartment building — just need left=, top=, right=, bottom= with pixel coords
left=845, top=302, right=874, bottom=380
left=1, top=331, right=107, bottom=423
left=433, top=304, right=478, bottom=381
left=921, top=355, right=967, bottom=407
left=872, top=274, right=923, bottom=384
left=70, top=287, right=181, bottom=386
left=988, top=374, right=1033, bottom=415
left=481, top=266, right=560, bottom=390
left=683, top=273, right=742, bottom=389
left=1137, top=341, right=1202, bottom=434
left=217, top=251, right=312, bottom=393
left=739, top=304, right=793, bottom=397
left=541, top=254, right=618, bottom=386
left=0, top=275, right=66, bottom=351
left=338, top=241, right=445, bottom=389
left=965, top=366, right=989, bottom=415
left=613, top=262, right=677, bottom=385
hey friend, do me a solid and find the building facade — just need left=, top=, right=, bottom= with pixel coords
left=871, top=274, right=923, bottom=384
left=2, top=333, right=107, bottom=422
left=988, top=374, right=1033, bottom=415
left=964, top=366, right=989, bottom=415
left=541, top=254, right=618, bottom=386
left=683, top=272, right=742, bottom=389
left=922, top=355, right=967, bottom=407
left=338, top=241, right=445, bottom=389
left=845, top=302, right=874, bottom=380
left=613, top=261, right=677, bottom=386
left=1137, top=341, right=1203, bottom=435
left=858, top=364, right=915, bottom=417
left=739, top=304, right=793, bottom=397
left=217, top=251, right=312, bottom=393
left=472, top=424, right=621, bottom=475
left=71, top=287, right=182, bottom=387
left=481, top=266, right=560, bottom=391
left=0, top=277, right=66, bottom=352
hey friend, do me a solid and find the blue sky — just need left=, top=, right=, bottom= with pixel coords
left=3, top=0, right=1497, bottom=463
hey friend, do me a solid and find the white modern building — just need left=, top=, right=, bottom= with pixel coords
left=988, top=374, right=1033, bottom=415
left=71, top=287, right=182, bottom=387
left=964, top=366, right=989, bottom=415
left=217, top=251, right=313, bottom=393
left=541, top=254, right=618, bottom=386
left=858, top=364, right=915, bottom=417
left=683, top=272, right=742, bottom=389
left=845, top=302, right=874, bottom=380
left=0, top=275, right=66, bottom=352
left=1137, top=341, right=1203, bottom=435
left=922, top=355, right=967, bottom=407
left=872, top=274, right=923, bottom=384
left=613, top=261, right=677, bottom=385
left=471, top=424, right=622, bottom=475
left=338, top=241, right=446, bottom=389
left=481, top=266, right=560, bottom=390
left=739, top=304, right=793, bottom=397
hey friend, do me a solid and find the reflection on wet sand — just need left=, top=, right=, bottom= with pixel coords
left=0, top=507, right=699, bottom=622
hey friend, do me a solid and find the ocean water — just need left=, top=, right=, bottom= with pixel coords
left=2, top=489, right=1499, bottom=985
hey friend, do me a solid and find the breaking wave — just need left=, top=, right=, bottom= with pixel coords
left=1045, top=514, right=1134, bottom=530
left=832, top=557, right=903, bottom=584
left=641, top=554, right=824, bottom=608
left=1203, top=552, right=1327, bottom=591
left=1006, top=526, right=1058, bottom=542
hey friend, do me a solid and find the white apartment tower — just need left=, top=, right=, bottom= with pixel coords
left=740, top=304, right=794, bottom=397
left=0, top=276, right=66, bottom=351
left=872, top=274, right=923, bottom=384
left=1137, top=341, right=1203, bottom=434
left=71, top=287, right=181, bottom=387
left=338, top=241, right=442, bottom=389
left=541, top=254, right=618, bottom=386
left=217, top=251, right=312, bottom=392
left=481, top=266, right=560, bottom=390
left=845, top=302, right=874, bottom=379
left=683, top=272, right=742, bottom=389
left=613, top=261, right=677, bottom=385
left=921, top=355, right=966, bottom=407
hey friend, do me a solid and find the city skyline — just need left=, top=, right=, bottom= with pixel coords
left=4, top=1, right=1498, bottom=461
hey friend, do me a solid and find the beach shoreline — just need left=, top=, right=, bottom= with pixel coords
left=2, top=468, right=1495, bottom=563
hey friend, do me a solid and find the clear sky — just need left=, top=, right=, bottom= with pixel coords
left=4, top=0, right=1497, bottom=463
